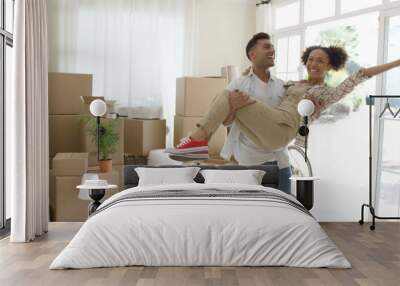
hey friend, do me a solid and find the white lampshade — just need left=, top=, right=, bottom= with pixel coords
left=297, top=99, right=315, bottom=117
left=89, top=99, right=107, bottom=117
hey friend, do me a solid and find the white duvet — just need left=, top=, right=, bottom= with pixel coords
left=50, top=183, right=351, bottom=269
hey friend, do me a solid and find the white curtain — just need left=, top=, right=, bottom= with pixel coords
left=9, top=0, right=49, bottom=242
left=47, top=0, right=196, bottom=146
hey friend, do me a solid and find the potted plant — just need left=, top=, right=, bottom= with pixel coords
left=82, top=115, right=119, bottom=172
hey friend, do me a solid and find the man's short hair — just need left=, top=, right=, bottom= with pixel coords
left=245, top=32, right=271, bottom=60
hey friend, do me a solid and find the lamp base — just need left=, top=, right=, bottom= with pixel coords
left=88, top=189, right=105, bottom=215
left=296, top=180, right=314, bottom=210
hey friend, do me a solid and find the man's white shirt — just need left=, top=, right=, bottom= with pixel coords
left=220, top=69, right=290, bottom=168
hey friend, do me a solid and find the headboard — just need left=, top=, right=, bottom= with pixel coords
left=123, top=164, right=280, bottom=189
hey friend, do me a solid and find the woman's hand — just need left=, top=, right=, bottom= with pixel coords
left=229, top=90, right=256, bottom=112
left=309, top=98, right=324, bottom=119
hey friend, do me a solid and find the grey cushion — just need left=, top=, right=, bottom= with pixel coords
left=124, top=164, right=280, bottom=190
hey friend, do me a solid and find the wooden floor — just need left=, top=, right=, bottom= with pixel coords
left=0, top=222, right=399, bottom=286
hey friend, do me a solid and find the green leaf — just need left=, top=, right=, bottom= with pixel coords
left=81, top=115, right=120, bottom=161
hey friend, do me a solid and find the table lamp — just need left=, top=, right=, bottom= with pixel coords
left=297, top=99, right=315, bottom=163
left=89, top=99, right=107, bottom=161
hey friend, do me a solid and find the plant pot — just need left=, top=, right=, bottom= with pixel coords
left=99, top=159, right=112, bottom=173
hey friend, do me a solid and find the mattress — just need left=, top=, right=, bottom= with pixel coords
left=50, top=183, right=350, bottom=269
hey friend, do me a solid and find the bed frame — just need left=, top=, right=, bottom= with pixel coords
left=123, top=164, right=280, bottom=190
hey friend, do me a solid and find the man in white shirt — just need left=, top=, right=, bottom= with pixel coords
left=169, top=32, right=292, bottom=194
left=220, top=32, right=292, bottom=194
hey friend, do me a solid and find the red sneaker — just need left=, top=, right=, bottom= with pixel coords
left=165, top=137, right=208, bottom=155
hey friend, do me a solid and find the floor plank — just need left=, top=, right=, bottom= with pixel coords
left=0, top=222, right=399, bottom=286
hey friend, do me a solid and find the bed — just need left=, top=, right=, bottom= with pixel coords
left=50, top=165, right=350, bottom=269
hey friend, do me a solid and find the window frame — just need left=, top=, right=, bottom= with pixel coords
left=373, top=6, right=400, bottom=215
left=265, top=0, right=400, bottom=219
left=273, top=30, right=305, bottom=81
left=0, top=0, right=13, bottom=233
left=272, top=0, right=301, bottom=30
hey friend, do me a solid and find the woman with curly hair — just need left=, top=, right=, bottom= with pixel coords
left=168, top=45, right=400, bottom=154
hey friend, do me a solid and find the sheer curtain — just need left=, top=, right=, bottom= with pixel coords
left=9, top=0, right=49, bottom=242
left=47, top=0, right=196, bottom=146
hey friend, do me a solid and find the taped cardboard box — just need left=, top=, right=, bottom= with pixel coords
left=54, top=172, right=119, bottom=222
left=81, top=118, right=124, bottom=166
left=49, top=115, right=83, bottom=158
left=176, top=77, right=227, bottom=117
left=52, top=153, right=88, bottom=176
left=174, top=115, right=227, bottom=155
left=124, top=118, right=166, bottom=156
left=48, top=72, right=93, bottom=115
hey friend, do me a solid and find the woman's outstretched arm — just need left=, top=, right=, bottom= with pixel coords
left=312, top=59, right=400, bottom=111
left=362, top=59, right=400, bottom=77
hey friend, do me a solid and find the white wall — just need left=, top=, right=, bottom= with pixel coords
left=193, top=0, right=257, bottom=76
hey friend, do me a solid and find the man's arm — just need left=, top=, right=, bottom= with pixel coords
left=223, top=77, right=246, bottom=126
left=223, top=90, right=257, bottom=126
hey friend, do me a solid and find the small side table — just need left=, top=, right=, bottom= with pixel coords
left=77, top=183, right=117, bottom=215
left=289, top=176, right=320, bottom=210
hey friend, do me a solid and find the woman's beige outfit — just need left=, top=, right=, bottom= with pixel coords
left=199, top=70, right=370, bottom=150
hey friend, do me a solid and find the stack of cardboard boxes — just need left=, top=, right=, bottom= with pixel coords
left=174, top=77, right=228, bottom=157
left=50, top=153, right=119, bottom=221
left=49, top=72, right=167, bottom=221
left=49, top=73, right=236, bottom=220
left=48, top=73, right=91, bottom=165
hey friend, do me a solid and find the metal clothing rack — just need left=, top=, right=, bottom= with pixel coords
left=359, top=95, right=400, bottom=230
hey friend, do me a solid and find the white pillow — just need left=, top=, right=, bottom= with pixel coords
left=200, top=169, right=266, bottom=185
left=135, top=167, right=201, bottom=186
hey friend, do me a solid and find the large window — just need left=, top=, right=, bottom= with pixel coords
left=304, top=13, right=379, bottom=220
left=267, top=0, right=400, bottom=221
left=275, top=34, right=301, bottom=81
left=1, top=0, right=14, bottom=232
left=341, top=0, right=382, bottom=14
left=304, top=0, right=335, bottom=22
left=376, top=14, right=400, bottom=217
left=274, top=0, right=300, bottom=29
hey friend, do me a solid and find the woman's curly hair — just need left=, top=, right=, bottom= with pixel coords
left=301, top=46, right=348, bottom=71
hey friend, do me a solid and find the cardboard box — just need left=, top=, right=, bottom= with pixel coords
left=52, top=153, right=88, bottom=176
left=174, top=115, right=227, bottom=155
left=111, top=164, right=124, bottom=191
left=48, top=72, right=93, bottom=115
left=49, top=115, right=83, bottom=158
left=54, top=173, right=119, bottom=222
left=176, top=77, right=227, bottom=116
left=81, top=118, right=124, bottom=166
left=124, top=118, right=166, bottom=156
left=124, top=155, right=147, bottom=165
left=54, top=176, right=88, bottom=222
